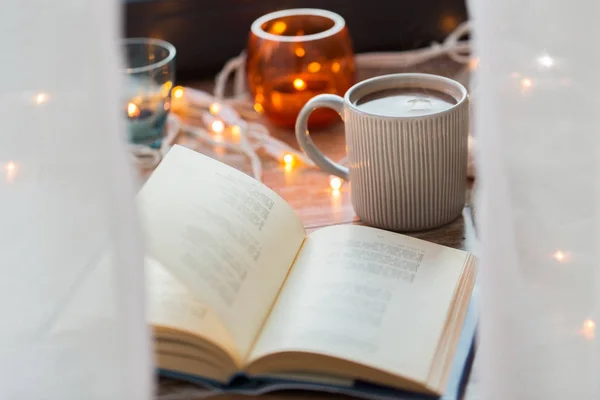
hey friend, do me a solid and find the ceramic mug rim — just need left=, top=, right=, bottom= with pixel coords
left=344, top=73, right=468, bottom=121
left=251, top=8, right=345, bottom=43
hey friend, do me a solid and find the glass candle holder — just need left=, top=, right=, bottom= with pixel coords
left=123, top=38, right=176, bottom=147
left=247, top=9, right=355, bottom=128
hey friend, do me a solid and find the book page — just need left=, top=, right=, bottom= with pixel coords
left=138, top=146, right=306, bottom=358
left=145, top=256, right=239, bottom=363
left=249, top=224, right=468, bottom=383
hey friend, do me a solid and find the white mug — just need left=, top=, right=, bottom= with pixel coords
left=296, top=73, right=469, bottom=231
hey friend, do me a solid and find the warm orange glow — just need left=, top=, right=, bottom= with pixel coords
left=173, top=86, right=184, bottom=99
left=271, top=21, right=287, bottom=35
left=35, top=93, right=47, bottom=105
left=253, top=103, right=264, bottom=113
left=283, top=154, right=294, bottom=165
left=581, top=319, right=596, bottom=340
left=468, top=58, right=480, bottom=71
left=332, top=189, right=341, bottom=198
left=4, top=161, right=17, bottom=183
left=211, top=120, right=225, bottom=133
left=214, top=132, right=224, bottom=143
left=293, top=78, right=307, bottom=91
left=231, top=125, right=241, bottom=136
left=209, top=103, right=221, bottom=115
left=553, top=250, right=567, bottom=262
left=440, top=14, right=459, bottom=33
left=308, top=62, right=321, bottom=73
left=330, top=177, right=343, bottom=191
left=246, top=10, right=355, bottom=128
left=161, top=81, right=173, bottom=97
left=163, top=102, right=170, bottom=111
left=127, top=102, right=140, bottom=118
left=521, top=78, right=533, bottom=89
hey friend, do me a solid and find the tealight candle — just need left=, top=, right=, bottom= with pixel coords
left=123, top=38, right=176, bottom=147
left=246, top=9, right=355, bottom=128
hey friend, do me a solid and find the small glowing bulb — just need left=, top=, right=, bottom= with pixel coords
left=295, top=47, right=306, bottom=57
left=581, top=319, right=596, bottom=340
left=330, top=177, right=343, bottom=191
left=271, top=21, right=287, bottom=35
left=253, top=103, right=264, bottom=113
left=308, top=62, right=321, bottom=73
left=4, top=161, right=17, bottom=183
left=35, top=93, right=47, bottom=105
left=521, top=78, right=533, bottom=89
left=537, top=54, right=554, bottom=68
left=209, top=103, right=221, bottom=115
left=127, top=102, right=140, bottom=118
left=553, top=250, right=567, bottom=262
left=293, top=78, right=307, bottom=91
left=173, top=86, right=184, bottom=99
left=283, top=154, right=294, bottom=165
left=231, top=125, right=241, bottom=136
left=211, top=120, right=225, bottom=133
left=331, top=62, right=341, bottom=73
left=5, top=162, right=16, bottom=173
left=468, top=57, right=479, bottom=71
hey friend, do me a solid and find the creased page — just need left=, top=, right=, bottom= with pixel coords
left=138, top=146, right=305, bottom=357
left=250, top=224, right=467, bottom=383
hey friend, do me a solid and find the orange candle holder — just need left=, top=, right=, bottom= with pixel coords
left=246, top=9, right=355, bottom=128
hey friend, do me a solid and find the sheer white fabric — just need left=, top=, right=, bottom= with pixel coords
left=0, top=1, right=151, bottom=398
left=471, top=0, right=600, bottom=398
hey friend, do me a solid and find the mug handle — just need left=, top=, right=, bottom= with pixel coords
left=295, top=94, right=350, bottom=181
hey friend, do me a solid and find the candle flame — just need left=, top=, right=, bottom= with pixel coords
left=254, top=103, right=264, bottom=113
left=295, top=47, right=306, bottom=57
left=308, top=62, right=321, bottom=73
left=293, top=78, right=307, bottom=91
left=127, top=102, right=140, bottom=118
left=271, top=21, right=287, bottom=35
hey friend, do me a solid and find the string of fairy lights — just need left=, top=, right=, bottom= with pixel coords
left=130, top=21, right=475, bottom=193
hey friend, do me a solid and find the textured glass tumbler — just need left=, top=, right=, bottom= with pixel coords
left=123, top=38, right=176, bottom=146
left=246, top=9, right=355, bottom=128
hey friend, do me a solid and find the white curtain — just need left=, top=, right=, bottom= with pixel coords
left=471, top=0, right=600, bottom=398
left=0, top=1, right=151, bottom=398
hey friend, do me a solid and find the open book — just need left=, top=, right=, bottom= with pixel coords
left=139, top=145, right=477, bottom=398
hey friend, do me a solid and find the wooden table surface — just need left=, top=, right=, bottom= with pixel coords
left=157, top=58, right=479, bottom=400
